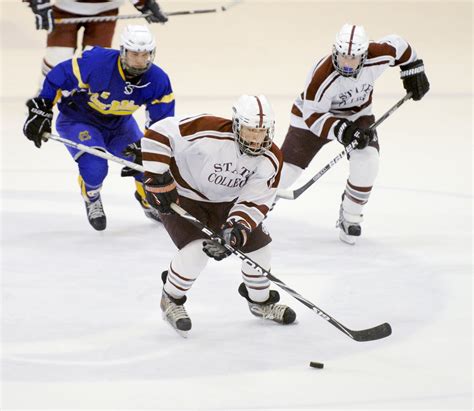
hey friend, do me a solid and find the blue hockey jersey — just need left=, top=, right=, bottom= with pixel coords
left=39, top=47, right=175, bottom=130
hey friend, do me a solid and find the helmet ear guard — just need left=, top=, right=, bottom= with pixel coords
left=232, top=95, right=275, bottom=156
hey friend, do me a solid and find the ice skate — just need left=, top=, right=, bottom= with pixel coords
left=160, top=271, right=192, bottom=337
left=336, top=204, right=362, bottom=245
left=134, top=191, right=161, bottom=223
left=238, top=283, right=296, bottom=325
left=84, top=196, right=106, bottom=231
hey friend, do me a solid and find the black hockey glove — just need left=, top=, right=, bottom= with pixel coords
left=202, top=220, right=249, bottom=261
left=121, top=141, right=143, bottom=178
left=24, top=0, right=55, bottom=33
left=334, top=119, right=373, bottom=150
left=134, top=0, right=168, bottom=23
left=23, top=97, right=53, bottom=148
left=144, top=171, right=178, bottom=214
left=400, top=59, right=430, bottom=101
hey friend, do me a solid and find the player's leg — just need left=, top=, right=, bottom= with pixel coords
left=157, top=197, right=215, bottom=336
left=82, top=9, right=118, bottom=48
left=55, top=115, right=108, bottom=230
left=237, top=226, right=296, bottom=324
left=41, top=7, right=79, bottom=89
left=107, top=117, right=161, bottom=222
left=337, top=115, right=380, bottom=244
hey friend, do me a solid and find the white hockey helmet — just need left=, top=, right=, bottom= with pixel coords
left=232, top=95, right=275, bottom=156
left=119, top=25, right=156, bottom=76
left=332, top=24, right=369, bottom=77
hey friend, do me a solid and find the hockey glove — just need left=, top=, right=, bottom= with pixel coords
left=24, top=0, right=55, bottom=33
left=144, top=171, right=178, bottom=214
left=134, top=0, right=168, bottom=23
left=202, top=220, right=249, bottom=261
left=121, top=141, right=143, bottom=178
left=23, top=97, right=53, bottom=148
left=334, top=119, right=373, bottom=150
left=400, top=59, right=430, bottom=101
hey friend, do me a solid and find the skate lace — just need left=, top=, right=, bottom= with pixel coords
left=165, top=303, right=189, bottom=322
left=254, top=303, right=287, bottom=321
left=88, top=199, right=105, bottom=219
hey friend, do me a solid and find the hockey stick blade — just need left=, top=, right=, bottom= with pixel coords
left=348, top=322, right=392, bottom=342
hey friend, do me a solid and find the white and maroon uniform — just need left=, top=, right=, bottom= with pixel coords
left=289, top=35, right=417, bottom=138
left=142, top=114, right=283, bottom=303
left=143, top=114, right=281, bottom=231
left=280, top=34, right=417, bottom=226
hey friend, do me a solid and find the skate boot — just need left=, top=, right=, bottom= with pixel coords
left=336, top=204, right=362, bottom=245
left=134, top=191, right=162, bottom=223
left=160, top=271, right=192, bottom=337
left=134, top=181, right=161, bottom=223
left=238, top=283, right=296, bottom=325
left=84, top=196, right=107, bottom=231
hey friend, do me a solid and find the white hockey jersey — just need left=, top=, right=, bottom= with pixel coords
left=290, top=35, right=417, bottom=139
left=142, top=114, right=283, bottom=230
left=54, top=0, right=139, bottom=16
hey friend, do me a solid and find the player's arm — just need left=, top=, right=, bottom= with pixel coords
left=302, top=83, right=373, bottom=150
left=23, top=59, right=80, bottom=148
left=141, top=118, right=178, bottom=214
left=144, top=76, right=175, bottom=128
left=377, top=35, right=430, bottom=101
left=203, top=148, right=282, bottom=261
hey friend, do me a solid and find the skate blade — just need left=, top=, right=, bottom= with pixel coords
left=161, top=312, right=189, bottom=338
left=339, top=230, right=356, bottom=245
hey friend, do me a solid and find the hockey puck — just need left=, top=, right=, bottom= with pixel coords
left=309, top=361, right=324, bottom=369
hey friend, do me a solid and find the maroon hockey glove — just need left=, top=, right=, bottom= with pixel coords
left=202, top=220, right=250, bottom=261
left=400, top=59, right=430, bottom=101
left=144, top=171, right=178, bottom=214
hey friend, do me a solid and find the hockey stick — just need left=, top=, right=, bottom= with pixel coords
left=277, top=92, right=413, bottom=200
left=54, top=0, right=242, bottom=24
left=44, top=133, right=146, bottom=172
left=44, top=132, right=391, bottom=341
left=170, top=202, right=392, bottom=342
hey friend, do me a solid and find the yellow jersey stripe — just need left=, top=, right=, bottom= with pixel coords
left=52, top=89, right=62, bottom=105
left=72, top=58, right=89, bottom=89
left=151, top=93, right=175, bottom=105
left=117, top=57, right=126, bottom=81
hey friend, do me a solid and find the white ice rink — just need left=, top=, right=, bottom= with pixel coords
left=1, top=1, right=472, bottom=410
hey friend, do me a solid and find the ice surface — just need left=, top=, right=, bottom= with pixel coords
left=1, top=1, right=472, bottom=410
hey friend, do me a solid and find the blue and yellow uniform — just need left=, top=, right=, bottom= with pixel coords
left=39, top=46, right=175, bottom=204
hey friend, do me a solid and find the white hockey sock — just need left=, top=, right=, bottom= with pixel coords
left=164, top=240, right=209, bottom=299
left=344, top=146, right=379, bottom=220
left=241, top=245, right=271, bottom=303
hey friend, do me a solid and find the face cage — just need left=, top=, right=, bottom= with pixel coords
left=233, top=119, right=274, bottom=156
left=120, top=47, right=156, bottom=77
left=332, top=48, right=367, bottom=77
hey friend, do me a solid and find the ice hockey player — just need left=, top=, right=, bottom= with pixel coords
left=22, top=25, right=175, bottom=230
left=279, top=24, right=429, bottom=244
left=141, top=95, right=297, bottom=336
left=23, top=0, right=167, bottom=84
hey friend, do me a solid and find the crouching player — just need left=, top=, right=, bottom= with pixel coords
left=142, top=95, right=296, bottom=336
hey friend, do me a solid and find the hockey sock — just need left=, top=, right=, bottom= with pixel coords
left=164, top=240, right=209, bottom=299
left=241, top=245, right=271, bottom=303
